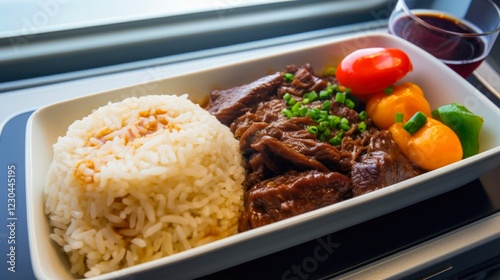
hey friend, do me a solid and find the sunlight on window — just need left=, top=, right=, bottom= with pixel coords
left=1, top=0, right=292, bottom=38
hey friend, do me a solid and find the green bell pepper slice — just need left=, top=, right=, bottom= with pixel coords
left=431, top=103, right=484, bottom=159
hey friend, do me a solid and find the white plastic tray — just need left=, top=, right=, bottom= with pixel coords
left=26, top=32, right=500, bottom=280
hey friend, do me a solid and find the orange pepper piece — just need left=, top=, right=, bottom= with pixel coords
left=389, top=118, right=463, bottom=171
left=366, top=82, right=432, bottom=130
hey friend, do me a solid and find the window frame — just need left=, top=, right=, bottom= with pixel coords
left=0, top=0, right=393, bottom=91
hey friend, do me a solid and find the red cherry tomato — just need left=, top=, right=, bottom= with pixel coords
left=336, top=48, right=413, bottom=95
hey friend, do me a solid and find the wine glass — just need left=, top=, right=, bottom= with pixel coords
left=388, top=0, right=500, bottom=77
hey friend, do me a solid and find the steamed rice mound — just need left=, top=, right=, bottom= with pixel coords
left=44, top=94, right=246, bottom=277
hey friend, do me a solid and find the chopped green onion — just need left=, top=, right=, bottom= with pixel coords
left=314, top=111, right=328, bottom=122
left=322, top=128, right=331, bottom=138
left=403, top=111, right=427, bottom=135
left=322, top=100, right=331, bottom=111
left=318, top=133, right=326, bottom=142
left=319, top=127, right=331, bottom=141
left=339, top=118, right=350, bottom=131
left=340, top=123, right=350, bottom=131
left=281, top=108, right=292, bottom=118
left=318, top=122, right=328, bottom=132
left=358, top=111, right=367, bottom=121
left=281, top=86, right=371, bottom=145
left=291, top=101, right=302, bottom=112
left=318, top=121, right=329, bottom=132
left=395, top=112, right=404, bottom=123
left=345, top=98, right=355, bottom=109
left=330, top=84, right=339, bottom=92
left=303, top=91, right=319, bottom=104
left=328, top=115, right=340, bottom=128
left=358, top=121, right=367, bottom=133
left=346, top=93, right=359, bottom=104
left=329, top=137, right=341, bottom=146
left=319, top=90, right=331, bottom=100
left=384, top=85, right=394, bottom=95
left=306, top=109, right=317, bottom=119
left=335, top=92, right=346, bottom=103
left=283, top=73, right=295, bottom=82
left=324, top=66, right=336, bottom=76
left=309, top=108, right=321, bottom=120
left=328, top=131, right=344, bottom=146
left=309, top=91, right=318, bottom=101
left=287, top=98, right=297, bottom=106
left=298, top=107, right=309, bottom=117
left=308, top=126, right=319, bottom=134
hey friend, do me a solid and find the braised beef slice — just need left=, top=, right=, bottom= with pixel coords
left=239, top=170, right=353, bottom=231
left=206, top=72, right=282, bottom=125
left=253, top=98, right=288, bottom=124
left=244, top=113, right=348, bottom=174
left=331, top=102, right=360, bottom=124
left=252, top=136, right=331, bottom=174
left=340, top=135, right=369, bottom=171
left=243, top=154, right=271, bottom=189
left=278, top=64, right=328, bottom=98
left=239, top=122, right=270, bottom=154
left=230, top=98, right=287, bottom=137
left=350, top=130, right=423, bottom=196
left=231, top=112, right=264, bottom=138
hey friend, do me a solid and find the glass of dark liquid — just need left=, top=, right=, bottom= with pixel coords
left=388, top=0, right=500, bottom=78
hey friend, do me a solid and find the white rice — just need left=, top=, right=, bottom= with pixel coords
left=43, top=94, right=246, bottom=278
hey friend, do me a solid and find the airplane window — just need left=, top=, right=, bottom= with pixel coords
left=0, top=0, right=390, bottom=90
left=1, top=0, right=291, bottom=37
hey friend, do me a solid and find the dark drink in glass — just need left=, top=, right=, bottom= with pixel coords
left=388, top=0, right=500, bottom=78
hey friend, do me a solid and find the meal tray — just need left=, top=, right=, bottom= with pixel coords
left=26, top=32, right=500, bottom=280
